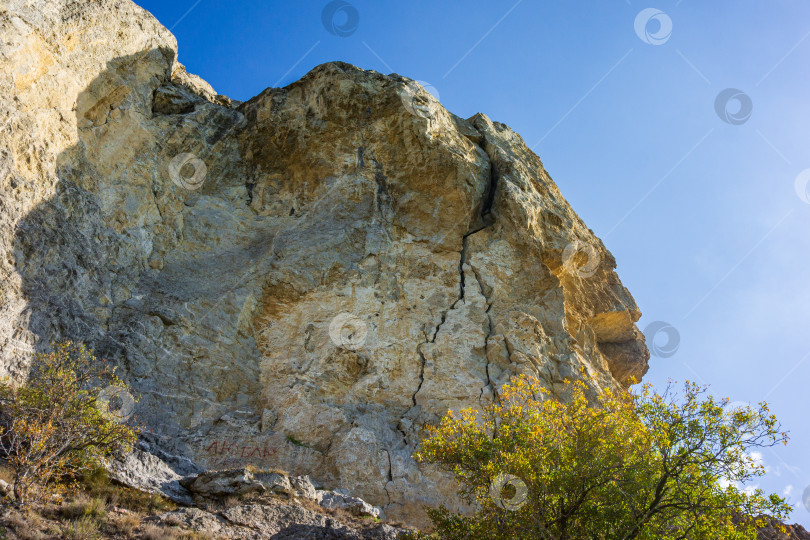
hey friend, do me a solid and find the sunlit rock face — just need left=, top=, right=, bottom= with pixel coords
left=0, top=0, right=648, bottom=526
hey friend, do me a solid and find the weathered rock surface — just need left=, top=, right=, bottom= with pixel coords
left=217, top=503, right=403, bottom=539
left=318, top=490, right=382, bottom=519
left=180, top=468, right=266, bottom=498
left=111, top=455, right=394, bottom=536
left=108, top=445, right=194, bottom=505
left=0, top=0, right=651, bottom=527
left=177, top=466, right=326, bottom=504
left=146, top=501, right=407, bottom=539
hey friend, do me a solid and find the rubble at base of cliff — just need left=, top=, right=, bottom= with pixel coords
left=0, top=445, right=411, bottom=539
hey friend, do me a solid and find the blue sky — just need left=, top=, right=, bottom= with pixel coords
left=135, top=0, right=810, bottom=524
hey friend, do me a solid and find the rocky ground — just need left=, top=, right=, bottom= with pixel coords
left=1, top=466, right=806, bottom=540
left=0, top=462, right=409, bottom=539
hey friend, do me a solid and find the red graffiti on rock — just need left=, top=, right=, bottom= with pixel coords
left=204, top=440, right=277, bottom=467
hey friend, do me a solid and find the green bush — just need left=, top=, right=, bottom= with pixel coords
left=0, top=342, right=139, bottom=504
left=415, top=374, right=792, bottom=539
left=62, top=516, right=101, bottom=540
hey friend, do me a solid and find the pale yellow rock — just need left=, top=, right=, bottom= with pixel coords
left=0, top=0, right=649, bottom=528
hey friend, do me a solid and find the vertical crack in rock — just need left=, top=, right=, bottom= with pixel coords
left=471, top=264, right=495, bottom=403
left=412, top=348, right=426, bottom=407
left=396, top=423, right=410, bottom=448
left=409, top=131, right=499, bottom=411
left=481, top=153, right=499, bottom=221
left=410, top=303, right=450, bottom=407
left=383, top=448, right=394, bottom=505
left=386, top=450, right=393, bottom=482
left=466, top=146, right=499, bottom=404
left=372, top=157, right=396, bottom=246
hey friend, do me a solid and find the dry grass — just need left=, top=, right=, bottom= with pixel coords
left=0, top=468, right=186, bottom=540
left=0, top=464, right=397, bottom=540
left=221, top=495, right=240, bottom=509
left=141, top=524, right=174, bottom=540
left=62, top=516, right=101, bottom=540
left=199, top=490, right=260, bottom=513
left=81, top=468, right=176, bottom=514
left=244, top=465, right=288, bottom=476
left=290, top=495, right=360, bottom=524
left=139, top=524, right=210, bottom=540
left=162, top=513, right=184, bottom=527
left=178, top=532, right=211, bottom=540
left=0, top=463, right=15, bottom=485
left=59, top=493, right=107, bottom=521
left=2, top=508, right=48, bottom=540
left=110, top=513, right=141, bottom=536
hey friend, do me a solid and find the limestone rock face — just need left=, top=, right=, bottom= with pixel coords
left=0, top=0, right=649, bottom=527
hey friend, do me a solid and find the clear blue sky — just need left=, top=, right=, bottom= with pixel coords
left=135, top=0, right=810, bottom=524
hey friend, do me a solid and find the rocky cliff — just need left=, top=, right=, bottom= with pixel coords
left=0, top=0, right=649, bottom=526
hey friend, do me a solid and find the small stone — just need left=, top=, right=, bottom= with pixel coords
left=290, top=475, right=318, bottom=500
left=317, top=489, right=381, bottom=518
left=254, top=471, right=293, bottom=497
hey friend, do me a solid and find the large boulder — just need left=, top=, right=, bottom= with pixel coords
left=108, top=446, right=194, bottom=505
left=317, top=490, right=382, bottom=519
left=180, top=468, right=265, bottom=498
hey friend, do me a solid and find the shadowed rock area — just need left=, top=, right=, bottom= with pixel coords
left=0, top=0, right=651, bottom=527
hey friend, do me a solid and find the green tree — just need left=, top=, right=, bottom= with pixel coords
left=0, top=341, right=138, bottom=504
left=415, top=374, right=791, bottom=539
